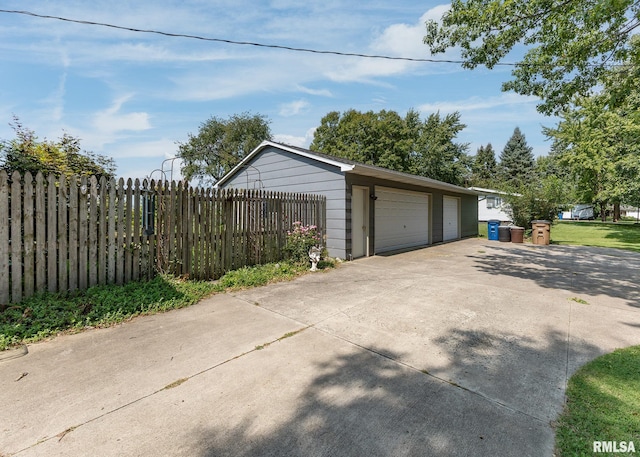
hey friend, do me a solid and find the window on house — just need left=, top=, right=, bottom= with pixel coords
left=486, top=196, right=502, bottom=209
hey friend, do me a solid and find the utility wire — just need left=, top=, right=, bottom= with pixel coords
left=1, top=9, right=632, bottom=69
left=0, top=8, right=515, bottom=66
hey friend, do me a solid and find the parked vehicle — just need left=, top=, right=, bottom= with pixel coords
left=571, top=204, right=594, bottom=220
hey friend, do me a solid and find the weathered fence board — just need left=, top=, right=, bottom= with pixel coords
left=11, top=172, right=22, bottom=303
left=47, top=174, right=57, bottom=293
left=0, top=173, right=326, bottom=304
left=0, top=171, right=9, bottom=305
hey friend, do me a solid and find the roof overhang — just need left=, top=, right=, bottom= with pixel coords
left=216, top=140, right=478, bottom=196
left=350, top=164, right=479, bottom=195
left=215, top=140, right=354, bottom=188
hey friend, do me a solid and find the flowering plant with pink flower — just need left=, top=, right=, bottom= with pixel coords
left=284, top=221, right=322, bottom=264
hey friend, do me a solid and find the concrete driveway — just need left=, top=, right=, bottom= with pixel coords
left=2, top=238, right=640, bottom=456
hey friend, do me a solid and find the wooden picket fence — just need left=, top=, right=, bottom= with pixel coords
left=0, top=171, right=326, bottom=305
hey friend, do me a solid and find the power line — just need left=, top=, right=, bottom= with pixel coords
left=0, top=8, right=514, bottom=66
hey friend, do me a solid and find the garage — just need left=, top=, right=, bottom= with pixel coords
left=374, top=186, right=429, bottom=253
left=443, top=196, right=460, bottom=241
left=218, top=141, right=479, bottom=258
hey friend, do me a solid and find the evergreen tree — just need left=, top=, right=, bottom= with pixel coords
left=471, top=143, right=497, bottom=187
left=499, top=127, right=534, bottom=187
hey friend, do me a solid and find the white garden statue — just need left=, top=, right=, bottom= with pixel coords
left=308, top=246, right=322, bottom=271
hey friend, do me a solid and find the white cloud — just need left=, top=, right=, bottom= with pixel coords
left=371, top=8, right=448, bottom=58
left=273, top=127, right=316, bottom=148
left=324, top=5, right=461, bottom=83
left=92, top=95, right=151, bottom=134
left=279, top=99, right=310, bottom=117
left=418, top=93, right=540, bottom=114
left=295, top=85, right=333, bottom=97
left=105, top=138, right=177, bottom=160
left=168, top=52, right=334, bottom=101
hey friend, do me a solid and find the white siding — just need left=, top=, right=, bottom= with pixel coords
left=477, top=195, right=511, bottom=222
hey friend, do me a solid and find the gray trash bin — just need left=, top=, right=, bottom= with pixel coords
left=498, top=225, right=511, bottom=242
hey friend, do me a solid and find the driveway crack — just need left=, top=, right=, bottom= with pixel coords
left=314, top=326, right=548, bottom=425
left=12, top=326, right=310, bottom=455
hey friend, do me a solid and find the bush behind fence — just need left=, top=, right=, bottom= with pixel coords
left=0, top=171, right=326, bottom=305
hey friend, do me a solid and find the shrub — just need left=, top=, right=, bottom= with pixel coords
left=283, top=222, right=322, bottom=264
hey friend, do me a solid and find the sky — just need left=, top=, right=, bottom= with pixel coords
left=0, top=1, right=559, bottom=181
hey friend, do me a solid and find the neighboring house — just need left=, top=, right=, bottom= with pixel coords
left=620, top=205, right=640, bottom=220
left=468, top=187, right=512, bottom=222
left=216, top=141, right=479, bottom=259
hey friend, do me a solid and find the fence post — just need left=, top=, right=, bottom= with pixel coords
left=78, top=176, right=88, bottom=291
left=133, top=178, right=141, bottom=281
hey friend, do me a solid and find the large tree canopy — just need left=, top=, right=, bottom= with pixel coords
left=177, top=112, right=272, bottom=184
left=310, top=109, right=416, bottom=172
left=424, top=0, right=640, bottom=115
left=310, top=109, right=470, bottom=186
left=411, top=111, right=470, bottom=186
left=544, top=71, right=640, bottom=215
left=0, top=117, right=116, bottom=180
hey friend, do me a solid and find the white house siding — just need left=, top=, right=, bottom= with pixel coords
left=219, top=146, right=348, bottom=258
left=477, top=196, right=511, bottom=222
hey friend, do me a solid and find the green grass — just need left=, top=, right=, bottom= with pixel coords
left=552, top=221, right=640, bottom=253
left=0, top=260, right=330, bottom=351
left=478, top=222, right=489, bottom=238
left=212, top=262, right=307, bottom=291
left=555, top=346, right=640, bottom=456
left=479, top=220, right=640, bottom=253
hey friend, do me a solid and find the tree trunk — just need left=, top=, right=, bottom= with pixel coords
left=600, top=202, right=607, bottom=222
left=613, top=202, right=620, bottom=222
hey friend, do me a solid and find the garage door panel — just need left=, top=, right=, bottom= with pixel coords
left=375, top=187, right=429, bottom=253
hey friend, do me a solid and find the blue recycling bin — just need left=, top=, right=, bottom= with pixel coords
left=487, top=220, right=500, bottom=241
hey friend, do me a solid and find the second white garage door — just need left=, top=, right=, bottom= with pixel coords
left=374, top=186, right=429, bottom=253
left=443, top=196, right=460, bottom=241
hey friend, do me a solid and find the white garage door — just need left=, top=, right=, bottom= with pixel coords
left=443, top=196, right=460, bottom=241
left=374, top=186, right=429, bottom=253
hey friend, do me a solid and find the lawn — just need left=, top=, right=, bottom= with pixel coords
left=478, top=220, right=640, bottom=253
left=555, top=346, right=640, bottom=456
left=551, top=221, right=640, bottom=253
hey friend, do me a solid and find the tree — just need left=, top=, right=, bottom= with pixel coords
left=0, top=117, right=115, bottom=180
left=499, top=127, right=534, bottom=187
left=502, top=176, right=567, bottom=228
left=310, top=109, right=415, bottom=172
left=411, top=111, right=471, bottom=186
left=177, top=112, right=272, bottom=184
left=544, top=73, right=640, bottom=220
left=424, top=0, right=640, bottom=115
left=470, top=143, right=498, bottom=187
left=310, top=109, right=471, bottom=185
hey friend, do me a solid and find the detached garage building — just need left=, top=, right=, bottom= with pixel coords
left=216, top=141, right=478, bottom=259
